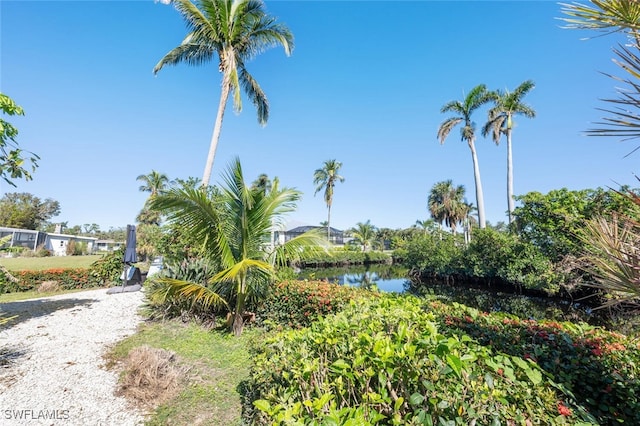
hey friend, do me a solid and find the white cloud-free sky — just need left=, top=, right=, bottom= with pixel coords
left=1, top=0, right=637, bottom=232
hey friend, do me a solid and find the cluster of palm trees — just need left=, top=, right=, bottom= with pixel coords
left=437, top=81, right=536, bottom=228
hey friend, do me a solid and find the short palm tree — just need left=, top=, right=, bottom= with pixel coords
left=137, top=170, right=172, bottom=199
left=149, top=157, right=327, bottom=335
left=313, top=159, right=345, bottom=241
left=437, top=85, right=492, bottom=228
left=428, top=180, right=466, bottom=234
left=154, top=0, right=294, bottom=186
left=350, top=220, right=377, bottom=252
left=483, top=80, right=536, bottom=223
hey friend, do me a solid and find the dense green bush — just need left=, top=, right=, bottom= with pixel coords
left=255, top=280, right=377, bottom=329
left=430, top=300, right=640, bottom=424
left=297, top=247, right=391, bottom=267
left=403, top=229, right=561, bottom=295
left=88, top=248, right=125, bottom=286
left=246, top=296, right=593, bottom=425
left=400, top=232, right=462, bottom=278
left=143, top=258, right=221, bottom=322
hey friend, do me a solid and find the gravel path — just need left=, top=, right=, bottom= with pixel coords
left=0, top=288, right=146, bottom=425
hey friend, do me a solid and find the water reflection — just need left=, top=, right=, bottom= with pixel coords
left=296, top=264, right=410, bottom=293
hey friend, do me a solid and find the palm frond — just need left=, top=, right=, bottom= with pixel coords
left=211, top=258, right=273, bottom=283
left=239, top=66, right=268, bottom=125
left=151, top=277, right=229, bottom=311
left=437, top=117, right=462, bottom=144
left=579, top=214, right=640, bottom=309
left=270, top=229, right=331, bottom=268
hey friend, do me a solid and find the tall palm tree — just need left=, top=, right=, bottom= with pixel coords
left=137, top=170, right=172, bottom=198
left=150, top=157, right=327, bottom=335
left=313, top=159, right=345, bottom=240
left=437, top=85, right=492, bottom=228
left=483, top=80, right=536, bottom=224
left=350, top=220, right=377, bottom=252
left=154, top=0, right=294, bottom=186
left=428, top=180, right=466, bottom=234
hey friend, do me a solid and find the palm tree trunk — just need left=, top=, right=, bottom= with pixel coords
left=202, top=78, right=232, bottom=187
left=468, top=138, right=486, bottom=229
left=327, top=203, right=331, bottom=241
left=506, top=128, right=514, bottom=224
left=232, top=279, right=247, bottom=336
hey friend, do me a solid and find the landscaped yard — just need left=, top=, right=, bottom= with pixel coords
left=0, top=254, right=104, bottom=271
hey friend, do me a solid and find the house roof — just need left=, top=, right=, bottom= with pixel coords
left=287, top=225, right=343, bottom=234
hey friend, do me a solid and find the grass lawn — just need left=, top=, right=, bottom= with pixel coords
left=0, top=255, right=105, bottom=271
left=108, top=321, right=260, bottom=426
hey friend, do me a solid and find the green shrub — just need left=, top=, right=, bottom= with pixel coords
left=298, top=248, right=391, bottom=268
left=143, top=258, right=222, bottom=322
left=430, top=300, right=640, bottom=424
left=88, top=248, right=125, bottom=286
left=402, top=233, right=462, bottom=278
left=255, top=280, right=376, bottom=329
left=246, top=296, right=593, bottom=425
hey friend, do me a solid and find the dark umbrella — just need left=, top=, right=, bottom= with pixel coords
left=124, top=224, right=138, bottom=264
left=122, top=225, right=137, bottom=287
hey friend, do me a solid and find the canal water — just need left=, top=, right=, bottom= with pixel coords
left=295, top=264, right=626, bottom=328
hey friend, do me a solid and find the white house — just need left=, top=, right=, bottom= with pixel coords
left=45, top=233, right=97, bottom=256
left=0, top=227, right=97, bottom=256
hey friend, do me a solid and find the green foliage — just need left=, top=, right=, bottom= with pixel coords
left=143, top=258, right=223, bottom=322
left=255, top=280, right=377, bottom=329
left=464, top=228, right=558, bottom=294
left=432, top=299, right=640, bottom=424
left=246, top=296, right=592, bottom=425
left=402, top=229, right=560, bottom=295
left=0, top=93, right=39, bottom=187
left=402, top=232, right=462, bottom=278
left=66, top=240, right=87, bottom=256
left=513, top=187, right=637, bottom=261
left=0, top=192, right=60, bottom=230
left=298, top=247, right=391, bottom=268
left=88, top=248, right=125, bottom=286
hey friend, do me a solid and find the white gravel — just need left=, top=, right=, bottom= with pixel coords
left=0, top=288, right=146, bottom=426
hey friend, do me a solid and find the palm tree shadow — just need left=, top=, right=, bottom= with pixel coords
left=0, top=297, right=98, bottom=330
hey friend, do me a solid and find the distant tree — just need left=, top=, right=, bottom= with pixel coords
left=174, top=176, right=202, bottom=190
left=251, top=173, right=275, bottom=195
left=0, top=93, right=39, bottom=188
left=137, top=170, right=172, bottom=199
left=82, top=223, right=100, bottom=235
left=483, top=80, right=536, bottom=223
left=350, top=220, right=378, bottom=252
left=0, top=193, right=60, bottom=230
left=437, top=85, right=492, bottom=228
left=154, top=0, right=294, bottom=186
left=313, top=159, right=345, bottom=240
left=428, top=180, right=466, bottom=234
left=513, top=187, right=638, bottom=260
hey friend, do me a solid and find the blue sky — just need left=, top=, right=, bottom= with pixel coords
left=1, top=0, right=637, bottom=232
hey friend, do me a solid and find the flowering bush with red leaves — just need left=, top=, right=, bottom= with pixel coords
left=429, top=299, right=640, bottom=424
left=0, top=268, right=98, bottom=293
left=256, top=279, right=377, bottom=329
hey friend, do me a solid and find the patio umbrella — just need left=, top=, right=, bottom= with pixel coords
left=122, top=224, right=137, bottom=288
left=123, top=224, right=138, bottom=265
